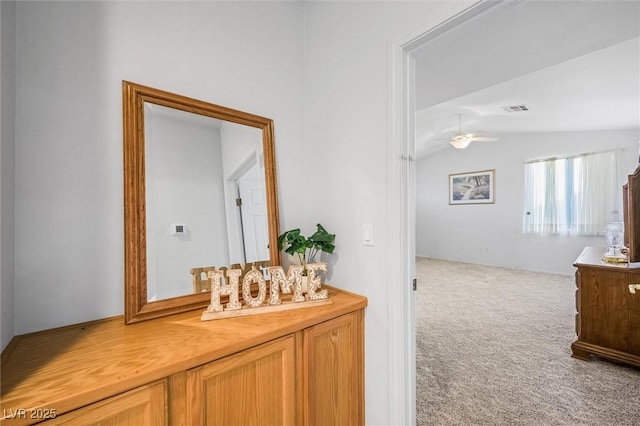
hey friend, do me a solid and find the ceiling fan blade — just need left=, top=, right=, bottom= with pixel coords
left=470, top=136, right=498, bottom=142
left=451, top=133, right=473, bottom=142
left=446, top=117, right=497, bottom=148
left=427, top=141, right=451, bottom=151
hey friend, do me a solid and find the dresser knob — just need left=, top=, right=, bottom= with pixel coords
left=630, top=284, right=640, bottom=294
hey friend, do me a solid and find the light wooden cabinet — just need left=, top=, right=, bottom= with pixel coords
left=572, top=247, right=640, bottom=367
left=1, top=287, right=367, bottom=426
left=187, top=335, right=296, bottom=425
left=303, top=312, right=364, bottom=426
left=44, top=381, right=166, bottom=426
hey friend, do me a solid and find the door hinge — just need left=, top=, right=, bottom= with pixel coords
left=236, top=198, right=242, bottom=207
left=412, top=278, right=417, bottom=291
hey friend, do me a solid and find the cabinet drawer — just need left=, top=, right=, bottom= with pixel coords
left=43, top=380, right=166, bottom=426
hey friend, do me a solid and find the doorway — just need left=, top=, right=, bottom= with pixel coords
left=396, top=0, right=640, bottom=423
left=235, top=161, right=269, bottom=263
left=389, top=3, right=506, bottom=422
left=225, top=152, right=269, bottom=265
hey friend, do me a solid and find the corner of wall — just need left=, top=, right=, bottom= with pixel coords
left=1, top=0, right=17, bottom=352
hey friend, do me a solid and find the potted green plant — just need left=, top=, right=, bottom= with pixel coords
left=277, top=224, right=336, bottom=278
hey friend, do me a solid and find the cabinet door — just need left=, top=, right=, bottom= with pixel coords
left=44, top=380, right=166, bottom=425
left=626, top=272, right=640, bottom=355
left=187, top=335, right=296, bottom=425
left=303, top=311, right=364, bottom=426
left=580, top=268, right=640, bottom=355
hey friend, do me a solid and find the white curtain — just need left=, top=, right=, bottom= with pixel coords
left=524, top=160, right=556, bottom=234
left=523, top=151, right=620, bottom=235
left=570, top=151, right=621, bottom=235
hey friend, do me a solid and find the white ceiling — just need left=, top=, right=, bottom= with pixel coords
left=414, top=0, right=640, bottom=158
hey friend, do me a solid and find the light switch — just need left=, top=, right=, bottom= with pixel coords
left=363, top=223, right=374, bottom=246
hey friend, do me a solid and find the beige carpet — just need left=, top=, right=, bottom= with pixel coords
left=416, top=257, right=640, bottom=426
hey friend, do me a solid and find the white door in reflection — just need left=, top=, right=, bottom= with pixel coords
left=237, top=163, right=269, bottom=263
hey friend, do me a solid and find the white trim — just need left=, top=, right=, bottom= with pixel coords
left=386, top=1, right=517, bottom=423
left=387, top=39, right=413, bottom=425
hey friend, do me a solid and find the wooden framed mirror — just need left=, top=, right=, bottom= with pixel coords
left=123, top=81, right=280, bottom=324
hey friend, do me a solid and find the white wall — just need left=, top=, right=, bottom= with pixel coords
left=5, top=1, right=483, bottom=424
left=145, top=108, right=227, bottom=300
left=13, top=1, right=304, bottom=334
left=302, top=2, right=474, bottom=424
left=1, top=0, right=16, bottom=351
left=220, top=122, right=261, bottom=180
left=416, top=129, right=639, bottom=275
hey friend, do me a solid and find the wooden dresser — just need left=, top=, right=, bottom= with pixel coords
left=1, top=287, right=367, bottom=425
left=572, top=247, right=640, bottom=367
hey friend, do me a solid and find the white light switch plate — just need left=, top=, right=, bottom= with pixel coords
left=363, top=223, right=374, bottom=246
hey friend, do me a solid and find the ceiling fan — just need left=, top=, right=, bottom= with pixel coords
left=450, top=115, right=498, bottom=149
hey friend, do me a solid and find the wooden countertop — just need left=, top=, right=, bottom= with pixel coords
left=574, top=246, right=640, bottom=270
left=1, top=286, right=367, bottom=422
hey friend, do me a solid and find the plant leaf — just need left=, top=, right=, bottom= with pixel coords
left=278, top=224, right=335, bottom=258
left=278, top=228, right=301, bottom=250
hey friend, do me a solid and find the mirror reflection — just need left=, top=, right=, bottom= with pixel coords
left=123, top=80, right=280, bottom=324
left=144, top=104, right=269, bottom=301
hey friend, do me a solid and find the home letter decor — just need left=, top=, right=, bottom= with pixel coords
left=242, top=268, right=267, bottom=308
left=305, top=263, right=329, bottom=300
left=201, top=263, right=332, bottom=321
left=207, top=269, right=242, bottom=312
left=268, top=265, right=305, bottom=305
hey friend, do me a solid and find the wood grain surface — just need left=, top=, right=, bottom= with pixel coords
left=1, top=286, right=367, bottom=425
left=572, top=247, right=640, bottom=367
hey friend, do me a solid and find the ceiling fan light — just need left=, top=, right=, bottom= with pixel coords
left=450, top=137, right=472, bottom=149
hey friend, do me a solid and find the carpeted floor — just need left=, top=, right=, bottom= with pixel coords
left=416, top=257, right=640, bottom=426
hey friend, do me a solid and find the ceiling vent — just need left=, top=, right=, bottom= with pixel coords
left=503, top=105, right=529, bottom=112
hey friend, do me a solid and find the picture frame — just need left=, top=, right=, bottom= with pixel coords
left=449, top=169, right=495, bottom=204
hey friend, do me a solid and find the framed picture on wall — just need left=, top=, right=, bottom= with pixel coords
left=449, top=169, right=495, bottom=205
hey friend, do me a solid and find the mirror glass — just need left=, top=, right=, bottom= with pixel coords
left=123, top=81, right=280, bottom=323
left=145, top=104, right=269, bottom=301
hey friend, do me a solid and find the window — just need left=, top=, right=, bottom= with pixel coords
left=523, top=150, right=621, bottom=235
